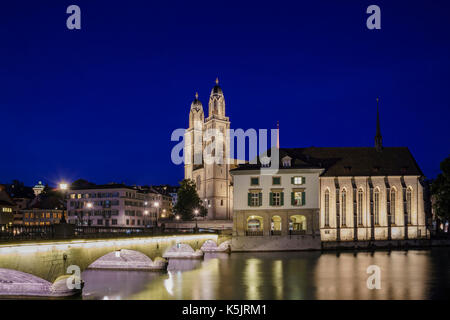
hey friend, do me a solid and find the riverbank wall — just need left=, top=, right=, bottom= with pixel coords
left=321, top=238, right=450, bottom=251
left=231, top=235, right=450, bottom=252
left=231, top=235, right=321, bottom=252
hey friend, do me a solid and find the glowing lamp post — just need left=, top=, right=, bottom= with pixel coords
left=58, top=182, right=69, bottom=223
left=153, top=201, right=160, bottom=229
left=194, top=209, right=199, bottom=233
left=86, top=202, right=93, bottom=226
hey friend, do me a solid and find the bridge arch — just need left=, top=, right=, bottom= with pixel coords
left=163, top=243, right=203, bottom=259
left=88, top=249, right=167, bottom=270
left=0, top=268, right=82, bottom=297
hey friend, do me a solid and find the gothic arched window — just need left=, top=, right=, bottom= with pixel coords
left=406, top=187, right=412, bottom=224
left=324, top=190, right=330, bottom=227
left=374, top=188, right=380, bottom=225
left=390, top=188, right=396, bottom=224
left=357, top=189, right=364, bottom=226
left=341, top=189, right=347, bottom=226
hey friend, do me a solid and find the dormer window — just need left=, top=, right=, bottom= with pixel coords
left=261, top=162, right=270, bottom=168
left=281, top=156, right=292, bottom=168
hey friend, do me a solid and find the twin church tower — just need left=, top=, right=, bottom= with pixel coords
left=184, top=79, right=236, bottom=220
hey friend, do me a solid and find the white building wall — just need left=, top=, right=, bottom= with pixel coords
left=320, top=175, right=427, bottom=241
left=233, top=170, right=323, bottom=210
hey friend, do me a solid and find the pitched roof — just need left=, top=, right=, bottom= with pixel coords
left=0, top=199, right=15, bottom=207
left=69, top=183, right=138, bottom=191
left=231, top=147, right=424, bottom=177
left=0, top=184, right=15, bottom=207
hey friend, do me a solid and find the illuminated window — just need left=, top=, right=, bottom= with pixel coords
left=292, top=177, right=305, bottom=185
left=271, top=215, right=282, bottom=232
left=374, top=189, right=380, bottom=225
left=324, top=190, right=330, bottom=226
left=390, top=189, right=396, bottom=224
left=290, top=215, right=307, bottom=231
left=292, top=191, right=305, bottom=206
left=406, top=187, right=412, bottom=224
left=357, top=189, right=364, bottom=225
left=341, top=189, right=347, bottom=226
left=246, top=216, right=263, bottom=233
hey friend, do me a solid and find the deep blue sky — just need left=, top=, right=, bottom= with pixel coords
left=1, top=0, right=449, bottom=187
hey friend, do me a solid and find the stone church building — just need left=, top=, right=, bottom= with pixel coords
left=230, top=103, right=428, bottom=249
left=184, top=79, right=237, bottom=220
left=184, top=81, right=428, bottom=245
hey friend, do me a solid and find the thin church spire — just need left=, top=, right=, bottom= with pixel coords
left=375, top=97, right=383, bottom=151
left=277, top=120, right=280, bottom=149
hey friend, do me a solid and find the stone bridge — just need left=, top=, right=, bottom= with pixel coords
left=0, top=234, right=220, bottom=284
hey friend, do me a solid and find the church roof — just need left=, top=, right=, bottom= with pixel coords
left=231, top=147, right=424, bottom=177
left=191, top=92, right=203, bottom=110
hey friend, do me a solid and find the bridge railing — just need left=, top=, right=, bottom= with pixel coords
left=0, top=225, right=155, bottom=242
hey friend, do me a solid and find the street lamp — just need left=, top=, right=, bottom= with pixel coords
left=194, top=209, right=199, bottom=233
left=86, top=202, right=93, bottom=226
left=153, top=201, right=160, bottom=228
left=58, top=182, right=69, bottom=223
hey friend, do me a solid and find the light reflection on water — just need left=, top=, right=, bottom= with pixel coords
left=81, top=249, right=450, bottom=300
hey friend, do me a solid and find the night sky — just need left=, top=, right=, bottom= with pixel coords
left=1, top=0, right=449, bottom=187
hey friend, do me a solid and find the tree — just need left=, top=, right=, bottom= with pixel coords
left=173, top=179, right=207, bottom=220
left=36, top=186, right=66, bottom=210
left=5, top=180, right=35, bottom=199
left=431, top=156, right=450, bottom=229
left=71, top=179, right=96, bottom=188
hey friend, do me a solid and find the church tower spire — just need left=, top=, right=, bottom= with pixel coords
left=375, top=97, right=383, bottom=152
left=277, top=120, right=280, bottom=148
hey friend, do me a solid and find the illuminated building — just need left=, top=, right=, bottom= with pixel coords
left=184, top=79, right=240, bottom=220
left=0, top=184, right=14, bottom=229
left=231, top=105, right=428, bottom=249
left=66, top=184, right=172, bottom=227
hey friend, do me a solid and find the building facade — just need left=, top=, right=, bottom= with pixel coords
left=231, top=160, right=323, bottom=251
left=151, top=185, right=177, bottom=217
left=22, top=209, right=67, bottom=226
left=66, top=184, right=169, bottom=228
left=0, top=185, right=15, bottom=229
left=184, top=79, right=236, bottom=220
left=12, top=197, right=31, bottom=225
left=318, top=149, right=427, bottom=242
left=230, top=108, right=428, bottom=249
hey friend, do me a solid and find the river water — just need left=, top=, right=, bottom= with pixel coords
left=81, top=248, right=450, bottom=300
